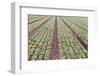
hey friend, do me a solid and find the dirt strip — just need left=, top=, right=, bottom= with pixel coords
left=50, top=16, right=60, bottom=59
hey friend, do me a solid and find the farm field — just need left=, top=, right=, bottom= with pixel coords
left=28, top=15, right=88, bottom=61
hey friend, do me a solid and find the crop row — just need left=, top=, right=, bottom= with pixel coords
left=28, top=17, right=55, bottom=60
left=61, top=17, right=88, bottom=45
left=57, top=17, right=87, bottom=59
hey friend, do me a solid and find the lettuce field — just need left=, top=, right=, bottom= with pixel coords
left=28, top=15, right=88, bottom=61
